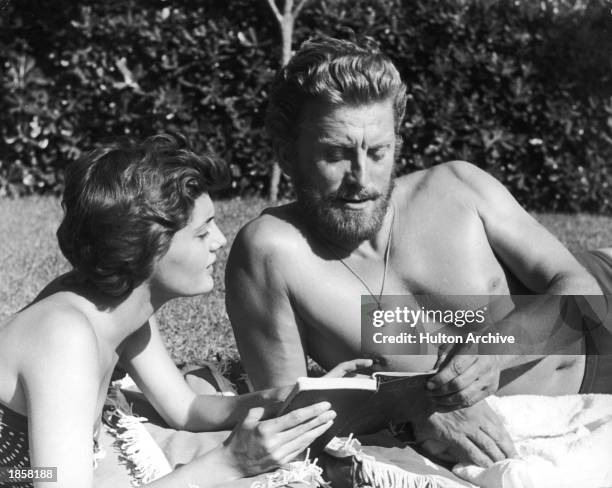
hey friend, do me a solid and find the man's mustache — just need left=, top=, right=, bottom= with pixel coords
left=331, top=187, right=382, bottom=202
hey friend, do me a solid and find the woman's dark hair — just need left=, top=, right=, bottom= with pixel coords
left=57, top=133, right=229, bottom=297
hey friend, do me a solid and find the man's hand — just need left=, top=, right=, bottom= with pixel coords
left=426, top=343, right=502, bottom=410
left=413, top=402, right=517, bottom=467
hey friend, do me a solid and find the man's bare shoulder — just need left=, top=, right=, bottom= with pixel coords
left=230, top=202, right=309, bottom=262
left=394, top=161, right=490, bottom=203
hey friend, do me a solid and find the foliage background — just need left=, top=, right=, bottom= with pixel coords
left=1, top=0, right=611, bottom=212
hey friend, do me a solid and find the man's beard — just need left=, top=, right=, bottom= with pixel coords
left=295, top=176, right=394, bottom=246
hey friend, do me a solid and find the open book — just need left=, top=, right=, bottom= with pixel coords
left=278, top=369, right=437, bottom=455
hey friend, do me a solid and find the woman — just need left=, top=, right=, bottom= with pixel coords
left=0, top=134, right=369, bottom=487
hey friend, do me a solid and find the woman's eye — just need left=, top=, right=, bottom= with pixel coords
left=198, top=232, right=209, bottom=240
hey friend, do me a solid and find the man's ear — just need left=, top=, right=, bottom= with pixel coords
left=275, top=141, right=294, bottom=178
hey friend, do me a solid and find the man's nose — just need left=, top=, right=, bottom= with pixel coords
left=348, top=150, right=368, bottom=186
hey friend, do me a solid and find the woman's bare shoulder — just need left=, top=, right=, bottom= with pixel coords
left=4, top=293, right=97, bottom=360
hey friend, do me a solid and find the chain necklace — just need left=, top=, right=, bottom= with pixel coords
left=319, top=205, right=395, bottom=310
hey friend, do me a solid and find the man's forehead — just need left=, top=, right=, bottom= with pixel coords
left=298, top=99, right=395, bottom=142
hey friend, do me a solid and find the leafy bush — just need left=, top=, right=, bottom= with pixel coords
left=1, top=0, right=611, bottom=211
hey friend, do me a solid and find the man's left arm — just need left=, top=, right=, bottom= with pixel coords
left=427, top=161, right=603, bottom=408
left=470, top=164, right=599, bottom=295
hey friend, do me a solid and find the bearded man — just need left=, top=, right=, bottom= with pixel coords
left=224, top=36, right=611, bottom=468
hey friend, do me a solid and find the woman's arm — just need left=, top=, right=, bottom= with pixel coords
left=20, top=309, right=101, bottom=488
left=145, top=402, right=334, bottom=487
left=121, top=318, right=372, bottom=431
left=120, top=317, right=340, bottom=486
left=120, top=316, right=305, bottom=429
left=120, top=316, right=271, bottom=430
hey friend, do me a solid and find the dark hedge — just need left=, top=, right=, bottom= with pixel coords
left=1, top=0, right=611, bottom=211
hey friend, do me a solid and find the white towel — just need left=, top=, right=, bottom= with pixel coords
left=453, top=394, right=612, bottom=488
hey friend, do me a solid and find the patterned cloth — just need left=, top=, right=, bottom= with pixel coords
left=0, top=401, right=32, bottom=488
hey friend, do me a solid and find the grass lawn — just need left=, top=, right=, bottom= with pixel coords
left=1, top=196, right=611, bottom=366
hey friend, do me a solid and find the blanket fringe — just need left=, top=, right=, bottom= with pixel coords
left=251, top=449, right=330, bottom=488
left=326, top=436, right=445, bottom=488
left=356, top=458, right=444, bottom=488
left=104, top=385, right=173, bottom=486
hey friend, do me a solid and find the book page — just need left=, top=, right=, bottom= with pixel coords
left=372, top=368, right=438, bottom=384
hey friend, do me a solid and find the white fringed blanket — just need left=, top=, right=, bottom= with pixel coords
left=453, top=394, right=612, bottom=488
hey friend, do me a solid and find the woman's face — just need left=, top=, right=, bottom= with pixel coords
left=150, top=193, right=226, bottom=299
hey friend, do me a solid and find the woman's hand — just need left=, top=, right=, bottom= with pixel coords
left=324, top=358, right=374, bottom=378
left=221, top=402, right=336, bottom=477
left=215, top=359, right=370, bottom=477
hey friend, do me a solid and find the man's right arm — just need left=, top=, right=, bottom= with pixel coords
left=225, top=220, right=309, bottom=390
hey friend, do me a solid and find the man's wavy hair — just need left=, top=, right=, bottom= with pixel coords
left=57, top=134, right=229, bottom=298
left=265, top=35, right=408, bottom=162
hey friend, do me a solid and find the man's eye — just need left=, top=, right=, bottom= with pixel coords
left=370, top=148, right=387, bottom=161
left=324, top=149, right=347, bottom=162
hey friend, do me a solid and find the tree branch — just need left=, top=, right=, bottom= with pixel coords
left=284, top=0, right=294, bottom=16
left=292, top=0, right=311, bottom=18
left=264, top=0, right=283, bottom=24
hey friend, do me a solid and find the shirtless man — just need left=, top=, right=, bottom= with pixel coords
left=225, top=36, right=610, bottom=467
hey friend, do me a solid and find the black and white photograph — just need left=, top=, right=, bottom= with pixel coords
left=1, top=1, right=611, bottom=487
